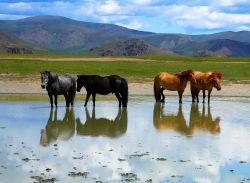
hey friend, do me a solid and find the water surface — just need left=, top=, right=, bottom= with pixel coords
left=0, top=97, right=250, bottom=183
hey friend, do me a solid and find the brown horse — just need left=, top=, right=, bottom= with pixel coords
left=154, top=70, right=196, bottom=103
left=190, top=71, right=222, bottom=103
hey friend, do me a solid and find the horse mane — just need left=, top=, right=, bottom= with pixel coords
left=77, top=75, right=90, bottom=80
left=208, top=71, right=222, bottom=80
left=175, top=69, right=194, bottom=78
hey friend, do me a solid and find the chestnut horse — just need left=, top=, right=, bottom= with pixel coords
left=190, top=71, right=222, bottom=103
left=154, top=70, right=196, bottom=103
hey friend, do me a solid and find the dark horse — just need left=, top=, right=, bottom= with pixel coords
left=76, top=75, right=128, bottom=107
left=40, top=71, right=76, bottom=108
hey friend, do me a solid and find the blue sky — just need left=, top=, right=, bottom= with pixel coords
left=0, top=0, right=250, bottom=34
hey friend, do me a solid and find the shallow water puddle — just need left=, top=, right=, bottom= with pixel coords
left=0, top=97, right=250, bottom=182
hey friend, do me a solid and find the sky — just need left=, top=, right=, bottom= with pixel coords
left=0, top=0, right=250, bottom=34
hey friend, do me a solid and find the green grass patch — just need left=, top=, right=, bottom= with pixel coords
left=0, top=59, right=250, bottom=81
left=1, top=54, right=250, bottom=62
left=135, top=55, right=250, bottom=62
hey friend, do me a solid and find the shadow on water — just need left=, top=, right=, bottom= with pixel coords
left=40, top=108, right=75, bottom=146
left=153, top=103, right=220, bottom=136
left=76, top=107, right=128, bottom=138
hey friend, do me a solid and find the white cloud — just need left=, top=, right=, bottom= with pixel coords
left=212, top=0, right=249, bottom=7
left=0, top=13, right=27, bottom=20
left=132, top=0, right=152, bottom=5
left=8, top=2, right=32, bottom=10
left=117, top=19, right=143, bottom=29
left=97, top=0, right=121, bottom=14
left=236, top=25, right=250, bottom=31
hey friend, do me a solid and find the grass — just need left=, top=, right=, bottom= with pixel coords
left=0, top=59, right=250, bottom=81
left=1, top=54, right=250, bottom=62
left=135, top=55, right=250, bottom=62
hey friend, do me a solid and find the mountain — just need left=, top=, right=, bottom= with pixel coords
left=172, top=39, right=250, bottom=57
left=0, top=31, right=46, bottom=54
left=0, top=15, right=250, bottom=57
left=0, top=15, right=153, bottom=51
left=143, top=33, right=250, bottom=57
left=90, top=38, right=174, bottom=56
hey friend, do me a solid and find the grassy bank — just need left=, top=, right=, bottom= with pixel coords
left=1, top=54, right=250, bottom=62
left=1, top=59, right=250, bottom=81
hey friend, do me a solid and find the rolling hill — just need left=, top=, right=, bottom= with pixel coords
left=0, top=15, right=153, bottom=51
left=0, top=15, right=250, bottom=57
left=90, top=38, right=174, bottom=56
left=0, top=31, right=46, bottom=54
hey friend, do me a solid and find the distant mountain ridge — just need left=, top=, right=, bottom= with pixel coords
left=0, top=31, right=46, bottom=54
left=90, top=38, right=174, bottom=56
left=0, top=15, right=250, bottom=57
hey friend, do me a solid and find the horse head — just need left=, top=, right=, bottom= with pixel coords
left=208, top=72, right=222, bottom=91
left=76, top=75, right=88, bottom=92
left=176, top=69, right=196, bottom=84
left=40, top=71, right=51, bottom=89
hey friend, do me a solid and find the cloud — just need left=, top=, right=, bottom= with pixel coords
left=0, top=0, right=250, bottom=33
left=8, top=2, right=32, bottom=10
left=212, top=0, right=249, bottom=7
left=117, top=19, right=143, bottom=29
left=236, top=25, right=250, bottom=31
left=96, top=0, right=121, bottom=15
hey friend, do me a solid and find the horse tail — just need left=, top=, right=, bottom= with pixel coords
left=121, top=79, right=128, bottom=107
left=154, top=74, right=161, bottom=102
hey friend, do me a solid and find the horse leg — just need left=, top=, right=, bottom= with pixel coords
left=84, top=92, right=91, bottom=107
left=196, top=90, right=200, bottom=103
left=54, top=95, right=58, bottom=108
left=49, top=94, right=53, bottom=108
left=178, top=90, right=184, bottom=104
left=64, top=94, right=69, bottom=107
left=92, top=93, right=96, bottom=107
left=160, top=88, right=165, bottom=103
left=115, top=93, right=122, bottom=107
left=208, top=90, right=212, bottom=103
left=203, top=90, right=206, bottom=103
left=191, top=87, right=195, bottom=103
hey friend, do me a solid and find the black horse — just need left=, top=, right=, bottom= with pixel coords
left=76, top=75, right=128, bottom=107
left=40, top=71, right=76, bottom=108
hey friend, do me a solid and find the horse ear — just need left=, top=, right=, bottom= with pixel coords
left=217, top=72, right=222, bottom=80
left=207, top=74, right=215, bottom=82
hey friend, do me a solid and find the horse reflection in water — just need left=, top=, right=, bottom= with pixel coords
left=189, top=104, right=220, bottom=135
left=153, top=103, right=220, bottom=136
left=153, top=103, right=189, bottom=135
left=40, top=108, right=75, bottom=146
left=76, top=108, right=127, bottom=138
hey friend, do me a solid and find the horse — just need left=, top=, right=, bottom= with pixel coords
left=154, top=70, right=196, bottom=103
left=190, top=71, right=222, bottom=103
left=76, top=107, right=127, bottom=138
left=40, top=71, right=76, bottom=108
left=76, top=75, right=128, bottom=107
left=40, top=108, right=75, bottom=146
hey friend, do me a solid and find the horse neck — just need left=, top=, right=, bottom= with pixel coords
left=48, top=72, right=58, bottom=84
left=178, top=76, right=189, bottom=86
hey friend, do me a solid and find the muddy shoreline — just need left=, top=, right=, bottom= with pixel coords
left=0, top=80, right=249, bottom=97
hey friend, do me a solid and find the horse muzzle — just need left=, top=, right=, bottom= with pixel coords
left=41, top=84, right=46, bottom=89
